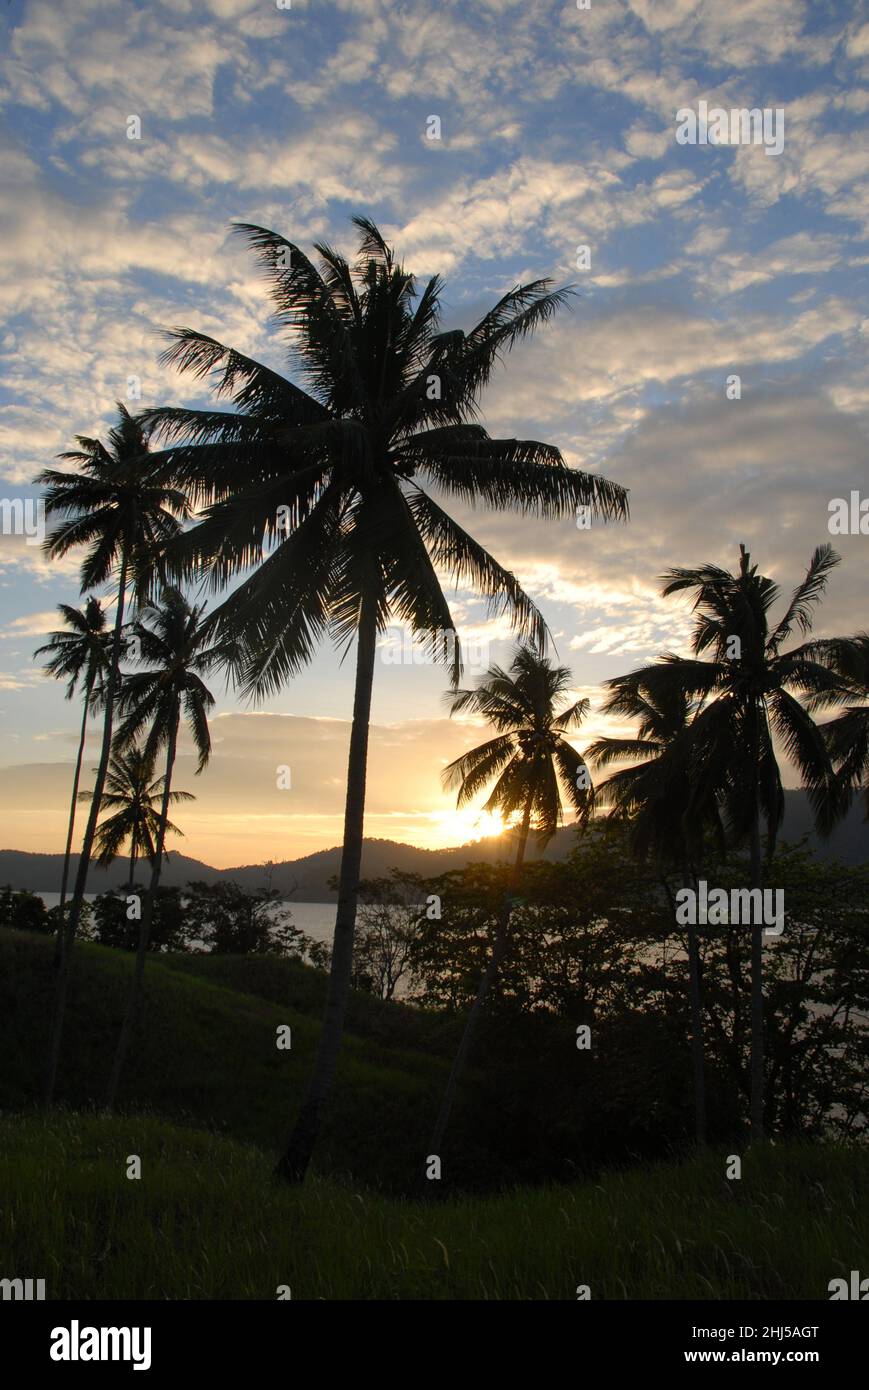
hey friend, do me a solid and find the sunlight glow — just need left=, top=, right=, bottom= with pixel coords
left=428, top=807, right=506, bottom=845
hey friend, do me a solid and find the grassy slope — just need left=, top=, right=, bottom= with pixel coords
left=4, top=929, right=869, bottom=1299
left=0, top=929, right=493, bottom=1192
left=2, top=1112, right=867, bottom=1299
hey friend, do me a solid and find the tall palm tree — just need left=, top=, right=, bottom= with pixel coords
left=588, top=680, right=721, bottom=1145
left=34, top=598, right=110, bottom=941
left=36, top=404, right=187, bottom=1104
left=83, top=746, right=191, bottom=887
left=105, top=586, right=215, bottom=1107
left=139, top=217, right=628, bottom=1182
left=612, top=544, right=841, bottom=1140
left=430, top=644, right=594, bottom=1155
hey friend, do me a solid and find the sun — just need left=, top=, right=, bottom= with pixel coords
left=431, top=807, right=506, bottom=846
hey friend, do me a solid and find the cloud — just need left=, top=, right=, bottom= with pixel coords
left=1, top=610, right=59, bottom=638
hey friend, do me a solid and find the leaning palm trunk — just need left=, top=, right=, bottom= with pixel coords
left=54, top=669, right=95, bottom=963
left=106, top=710, right=178, bottom=1109
left=44, top=552, right=129, bottom=1106
left=749, top=794, right=765, bottom=1141
left=275, top=595, right=379, bottom=1184
left=429, top=801, right=532, bottom=1159
left=685, top=868, right=707, bottom=1145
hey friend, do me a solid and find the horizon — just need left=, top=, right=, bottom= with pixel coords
left=1, top=0, right=865, bottom=865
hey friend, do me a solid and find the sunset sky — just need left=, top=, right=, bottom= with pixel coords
left=0, top=0, right=866, bottom=867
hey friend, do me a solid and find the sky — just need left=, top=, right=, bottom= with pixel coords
left=0, top=0, right=866, bottom=868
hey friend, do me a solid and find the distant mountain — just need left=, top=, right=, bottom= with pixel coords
left=2, top=789, right=865, bottom=901
left=0, top=850, right=221, bottom=895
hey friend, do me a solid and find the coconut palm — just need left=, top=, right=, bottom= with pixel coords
left=588, top=679, right=721, bottom=1145
left=83, top=746, right=191, bottom=887
left=611, top=544, right=842, bottom=1140
left=34, top=598, right=110, bottom=940
left=805, top=634, right=869, bottom=830
left=36, top=404, right=186, bottom=1105
left=105, top=586, right=216, bottom=1107
left=139, top=216, right=628, bottom=1181
left=430, top=644, right=594, bottom=1155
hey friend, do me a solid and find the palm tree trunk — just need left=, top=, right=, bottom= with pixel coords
left=275, top=592, right=379, bottom=1184
left=54, top=669, right=95, bottom=962
left=749, top=795, right=765, bottom=1141
left=684, top=865, right=707, bottom=1145
left=686, top=924, right=707, bottom=1146
left=106, top=710, right=178, bottom=1109
left=429, top=800, right=533, bottom=1159
left=44, top=552, right=129, bottom=1107
left=128, top=844, right=137, bottom=892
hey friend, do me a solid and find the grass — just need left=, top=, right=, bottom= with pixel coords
left=1, top=1112, right=866, bottom=1299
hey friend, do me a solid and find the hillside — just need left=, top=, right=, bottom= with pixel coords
left=2, top=789, right=865, bottom=899
left=0, top=928, right=495, bottom=1192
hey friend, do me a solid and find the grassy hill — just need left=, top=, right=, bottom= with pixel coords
left=1, top=1111, right=867, bottom=1299
left=0, top=928, right=502, bottom=1192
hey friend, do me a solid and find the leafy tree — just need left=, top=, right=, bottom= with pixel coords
left=183, top=879, right=319, bottom=958
left=92, top=884, right=185, bottom=952
left=670, top=844, right=869, bottom=1140
left=352, top=873, right=425, bottom=999
left=140, top=216, right=627, bottom=1181
left=0, top=886, right=49, bottom=934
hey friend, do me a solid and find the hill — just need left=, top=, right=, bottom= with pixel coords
left=0, top=927, right=494, bottom=1192
left=2, top=789, right=864, bottom=900
left=0, top=848, right=221, bottom=893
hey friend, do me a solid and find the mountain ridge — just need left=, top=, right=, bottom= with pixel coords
left=1, top=789, right=865, bottom=901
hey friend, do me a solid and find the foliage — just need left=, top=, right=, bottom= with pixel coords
left=92, top=885, right=186, bottom=953
left=409, top=825, right=869, bottom=1143
left=182, top=879, right=325, bottom=961
left=352, top=872, right=426, bottom=999
left=0, top=886, right=50, bottom=934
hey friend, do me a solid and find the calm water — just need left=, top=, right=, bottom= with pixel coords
left=36, top=893, right=338, bottom=945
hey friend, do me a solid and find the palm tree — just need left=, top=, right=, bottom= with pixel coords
left=139, top=216, right=628, bottom=1182
left=83, top=746, right=191, bottom=887
left=588, top=679, right=720, bottom=1145
left=34, top=598, right=110, bottom=941
left=612, top=544, right=841, bottom=1140
left=105, top=586, right=215, bottom=1107
left=805, top=634, right=869, bottom=829
left=430, top=644, right=594, bottom=1155
left=36, top=404, right=186, bottom=1104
